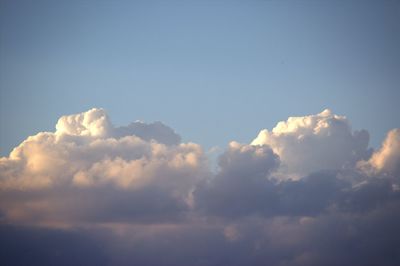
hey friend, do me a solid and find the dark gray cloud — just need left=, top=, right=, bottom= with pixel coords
left=0, top=225, right=109, bottom=266
left=3, top=206, right=400, bottom=266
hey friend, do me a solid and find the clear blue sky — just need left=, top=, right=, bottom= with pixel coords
left=1, top=0, right=399, bottom=156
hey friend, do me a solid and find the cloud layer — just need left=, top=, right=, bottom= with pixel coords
left=1, top=108, right=400, bottom=266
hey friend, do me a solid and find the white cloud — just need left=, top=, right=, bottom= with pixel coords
left=363, top=129, right=400, bottom=177
left=55, top=108, right=111, bottom=138
left=251, top=109, right=371, bottom=179
left=0, top=108, right=207, bottom=225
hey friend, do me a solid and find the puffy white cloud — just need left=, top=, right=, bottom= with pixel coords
left=55, top=108, right=112, bottom=138
left=251, top=109, right=371, bottom=178
left=0, top=108, right=207, bottom=225
left=71, top=141, right=204, bottom=192
left=359, top=129, right=400, bottom=178
left=54, top=107, right=181, bottom=144
left=0, top=108, right=200, bottom=190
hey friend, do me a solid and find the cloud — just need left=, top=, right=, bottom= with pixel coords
left=3, top=208, right=400, bottom=266
left=195, top=155, right=400, bottom=219
left=251, top=109, right=372, bottom=178
left=359, top=129, right=400, bottom=178
left=55, top=108, right=112, bottom=138
left=0, top=108, right=207, bottom=225
left=113, top=120, right=181, bottom=145
left=194, top=142, right=280, bottom=217
left=0, top=225, right=109, bottom=266
left=55, top=107, right=181, bottom=145
left=1, top=108, right=400, bottom=266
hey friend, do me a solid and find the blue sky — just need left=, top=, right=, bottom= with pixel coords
left=1, top=0, right=399, bottom=156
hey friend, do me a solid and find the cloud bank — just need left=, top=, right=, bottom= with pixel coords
left=1, top=108, right=400, bottom=266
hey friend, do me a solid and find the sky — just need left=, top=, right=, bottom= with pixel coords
left=1, top=0, right=400, bottom=156
left=1, top=1, right=400, bottom=266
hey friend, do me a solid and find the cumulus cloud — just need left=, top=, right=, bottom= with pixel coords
left=359, top=129, right=400, bottom=178
left=0, top=108, right=207, bottom=225
left=1, top=108, right=400, bottom=266
left=55, top=108, right=112, bottom=138
left=194, top=142, right=280, bottom=217
left=251, top=109, right=371, bottom=178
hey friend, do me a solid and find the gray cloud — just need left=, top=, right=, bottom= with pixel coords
left=113, top=121, right=181, bottom=145
left=194, top=142, right=280, bottom=217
